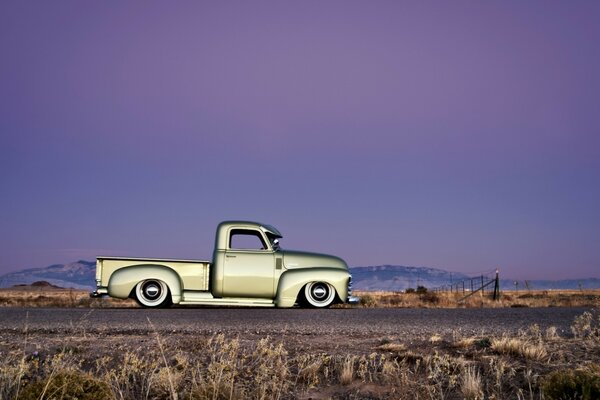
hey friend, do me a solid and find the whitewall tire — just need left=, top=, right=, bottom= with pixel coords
left=135, top=279, right=171, bottom=308
left=303, top=282, right=336, bottom=308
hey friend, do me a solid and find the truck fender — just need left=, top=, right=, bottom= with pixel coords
left=108, top=264, right=183, bottom=304
left=275, top=267, right=350, bottom=308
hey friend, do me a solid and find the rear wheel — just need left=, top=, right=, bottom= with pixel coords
left=135, top=279, right=171, bottom=308
left=303, top=282, right=336, bottom=308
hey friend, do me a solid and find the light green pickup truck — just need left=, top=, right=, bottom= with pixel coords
left=91, top=221, right=359, bottom=308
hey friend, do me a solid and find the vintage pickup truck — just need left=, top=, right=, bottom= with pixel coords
left=91, top=221, right=359, bottom=308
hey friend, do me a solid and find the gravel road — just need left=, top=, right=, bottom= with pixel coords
left=0, top=307, right=587, bottom=339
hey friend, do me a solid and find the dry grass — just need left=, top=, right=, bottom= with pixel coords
left=0, top=288, right=136, bottom=308
left=376, top=342, right=407, bottom=353
left=2, top=286, right=599, bottom=309
left=490, top=336, right=548, bottom=361
left=2, top=285, right=599, bottom=398
left=429, top=334, right=443, bottom=343
left=339, top=356, right=355, bottom=385
left=1, top=311, right=599, bottom=399
left=454, top=337, right=477, bottom=348
left=461, top=365, right=483, bottom=400
left=353, top=289, right=600, bottom=308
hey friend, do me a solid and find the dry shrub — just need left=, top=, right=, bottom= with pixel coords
left=541, top=365, right=600, bottom=400
left=359, top=293, right=377, bottom=308
left=572, top=311, right=600, bottom=340
left=423, top=353, right=463, bottom=399
left=546, top=326, right=560, bottom=340
left=419, top=291, right=440, bottom=304
left=190, top=334, right=241, bottom=400
left=17, top=370, right=112, bottom=400
left=152, top=367, right=183, bottom=400
left=0, top=354, right=30, bottom=400
left=248, top=338, right=289, bottom=399
left=486, top=357, right=515, bottom=399
left=296, top=356, right=324, bottom=387
left=339, top=356, right=355, bottom=385
left=461, top=365, right=483, bottom=400
left=103, top=351, right=160, bottom=400
left=189, top=334, right=290, bottom=400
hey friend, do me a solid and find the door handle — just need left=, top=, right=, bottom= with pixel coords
left=226, top=255, right=237, bottom=258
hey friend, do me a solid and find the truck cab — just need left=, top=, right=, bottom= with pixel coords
left=212, top=222, right=283, bottom=299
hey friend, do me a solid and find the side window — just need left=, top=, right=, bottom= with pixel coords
left=229, top=229, right=268, bottom=250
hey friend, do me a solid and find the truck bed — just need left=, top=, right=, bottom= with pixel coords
left=96, top=256, right=211, bottom=292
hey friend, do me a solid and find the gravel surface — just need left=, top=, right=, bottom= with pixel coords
left=0, top=307, right=587, bottom=339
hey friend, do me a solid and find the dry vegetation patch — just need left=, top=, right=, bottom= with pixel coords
left=1, top=286, right=600, bottom=398
left=2, top=286, right=599, bottom=309
left=354, top=289, right=600, bottom=308
left=1, top=310, right=599, bottom=399
left=0, top=287, right=136, bottom=308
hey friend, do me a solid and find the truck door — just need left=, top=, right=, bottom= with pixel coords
left=222, top=229, right=276, bottom=298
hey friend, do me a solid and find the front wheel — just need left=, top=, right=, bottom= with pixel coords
left=303, top=282, right=336, bottom=308
left=135, top=279, right=171, bottom=308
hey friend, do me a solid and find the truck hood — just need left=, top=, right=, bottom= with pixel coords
left=282, top=250, right=348, bottom=271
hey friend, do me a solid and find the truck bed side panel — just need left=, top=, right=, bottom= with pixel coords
left=98, top=257, right=211, bottom=291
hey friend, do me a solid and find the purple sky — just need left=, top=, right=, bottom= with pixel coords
left=1, top=1, right=599, bottom=280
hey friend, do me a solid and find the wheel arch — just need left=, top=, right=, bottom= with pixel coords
left=107, top=264, right=183, bottom=304
left=275, top=267, right=350, bottom=308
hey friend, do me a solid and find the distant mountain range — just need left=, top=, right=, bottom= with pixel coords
left=350, top=265, right=600, bottom=291
left=0, top=260, right=96, bottom=290
left=1, top=260, right=599, bottom=291
left=350, top=265, right=470, bottom=291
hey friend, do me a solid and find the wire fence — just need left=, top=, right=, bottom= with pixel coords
left=431, top=269, right=501, bottom=301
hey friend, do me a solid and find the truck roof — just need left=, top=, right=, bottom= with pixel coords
left=218, top=220, right=283, bottom=238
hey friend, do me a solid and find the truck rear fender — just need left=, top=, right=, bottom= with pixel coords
left=275, top=267, right=350, bottom=308
left=108, top=265, right=183, bottom=304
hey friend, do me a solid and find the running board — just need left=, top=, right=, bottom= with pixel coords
left=180, top=292, right=276, bottom=307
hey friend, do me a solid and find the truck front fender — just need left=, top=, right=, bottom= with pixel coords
left=108, top=264, right=183, bottom=304
left=275, top=267, right=350, bottom=308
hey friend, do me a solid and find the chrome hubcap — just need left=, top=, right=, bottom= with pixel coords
left=144, top=283, right=160, bottom=299
left=312, top=285, right=327, bottom=299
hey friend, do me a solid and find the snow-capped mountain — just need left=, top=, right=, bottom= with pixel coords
left=0, top=260, right=96, bottom=290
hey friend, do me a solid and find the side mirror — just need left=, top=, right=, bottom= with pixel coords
left=273, top=239, right=280, bottom=250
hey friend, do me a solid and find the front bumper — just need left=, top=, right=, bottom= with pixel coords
left=346, top=275, right=359, bottom=305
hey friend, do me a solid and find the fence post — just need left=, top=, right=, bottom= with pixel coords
left=481, top=275, right=485, bottom=295
left=493, top=269, right=500, bottom=301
